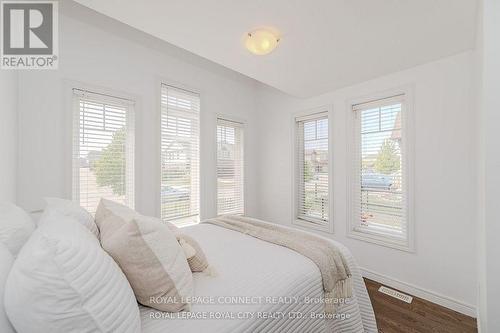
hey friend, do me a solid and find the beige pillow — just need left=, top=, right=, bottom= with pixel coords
left=96, top=199, right=137, bottom=225
left=177, top=234, right=209, bottom=272
left=166, top=223, right=209, bottom=273
left=96, top=200, right=193, bottom=312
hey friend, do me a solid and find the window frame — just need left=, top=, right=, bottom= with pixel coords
left=215, top=114, right=246, bottom=216
left=347, top=86, right=415, bottom=252
left=71, top=86, right=136, bottom=213
left=291, top=105, right=334, bottom=234
left=158, top=81, right=201, bottom=226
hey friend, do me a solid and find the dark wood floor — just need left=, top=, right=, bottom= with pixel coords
left=364, top=278, right=477, bottom=333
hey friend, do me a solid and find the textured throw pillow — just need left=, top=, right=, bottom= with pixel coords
left=0, top=243, right=15, bottom=333
left=4, top=213, right=141, bottom=333
left=40, top=197, right=99, bottom=237
left=165, top=222, right=209, bottom=273
left=96, top=199, right=193, bottom=312
left=0, top=202, right=35, bottom=256
left=176, top=234, right=209, bottom=272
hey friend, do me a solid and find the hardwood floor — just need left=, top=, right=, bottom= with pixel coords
left=364, top=278, right=477, bottom=333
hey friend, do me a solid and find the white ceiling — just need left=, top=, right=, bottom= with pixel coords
left=73, top=0, right=478, bottom=98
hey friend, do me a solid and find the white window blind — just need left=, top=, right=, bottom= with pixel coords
left=351, top=95, right=408, bottom=242
left=160, top=84, right=200, bottom=225
left=72, top=89, right=135, bottom=214
left=295, top=112, right=329, bottom=226
left=217, top=118, right=244, bottom=215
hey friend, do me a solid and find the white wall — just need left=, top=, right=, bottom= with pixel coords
left=16, top=1, right=259, bottom=219
left=474, top=0, right=486, bottom=327
left=255, top=51, right=477, bottom=315
left=478, top=0, right=500, bottom=330
left=0, top=71, right=18, bottom=202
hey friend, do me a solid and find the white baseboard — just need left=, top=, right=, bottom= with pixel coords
left=361, top=267, right=477, bottom=318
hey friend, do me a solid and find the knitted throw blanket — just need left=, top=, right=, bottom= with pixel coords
left=203, top=215, right=353, bottom=313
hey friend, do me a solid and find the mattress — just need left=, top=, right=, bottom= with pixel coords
left=140, top=223, right=377, bottom=333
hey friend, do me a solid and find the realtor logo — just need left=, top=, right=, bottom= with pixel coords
left=1, top=1, right=58, bottom=69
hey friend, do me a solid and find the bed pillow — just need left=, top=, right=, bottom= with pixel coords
left=96, top=198, right=137, bottom=222
left=96, top=201, right=193, bottom=312
left=95, top=199, right=137, bottom=239
left=4, top=213, right=141, bottom=333
left=40, top=197, right=99, bottom=237
left=166, top=223, right=209, bottom=272
left=0, top=243, right=15, bottom=333
left=0, top=202, right=35, bottom=256
left=174, top=232, right=209, bottom=273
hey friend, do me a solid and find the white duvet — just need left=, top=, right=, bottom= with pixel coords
left=140, top=223, right=377, bottom=333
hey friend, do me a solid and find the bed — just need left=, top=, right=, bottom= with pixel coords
left=2, top=203, right=377, bottom=333
left=140, top=223, right=378, bottom=333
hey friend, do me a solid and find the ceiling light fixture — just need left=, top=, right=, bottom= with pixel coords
left=245, top=29, right=280, bottom=55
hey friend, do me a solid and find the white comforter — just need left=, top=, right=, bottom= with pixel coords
left=140, top=223, right=377, bottom=333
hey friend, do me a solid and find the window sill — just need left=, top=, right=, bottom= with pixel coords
left=165, top=215, right=200, bottom=228
left=293, top=218, right=333, bottom=234
left=347, top=226, right=414, bottom=252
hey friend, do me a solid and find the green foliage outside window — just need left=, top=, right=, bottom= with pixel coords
left=93, top=128, right=126, bottom=196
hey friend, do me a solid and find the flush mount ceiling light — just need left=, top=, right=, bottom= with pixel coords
left=245, top=29, right=280, bottom=55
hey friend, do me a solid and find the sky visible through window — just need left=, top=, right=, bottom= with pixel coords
left=361, top=104, right=400, bottom=155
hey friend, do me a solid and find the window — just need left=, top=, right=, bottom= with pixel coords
left=294, top=111, right=331, bottom=231
left=349, top=93, right=413, bottom=250
left=217, top=118, right=244, bottom=215
left=160, top=84, right=200, bottom=225
left=72, top=89, right=135, bottom=214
